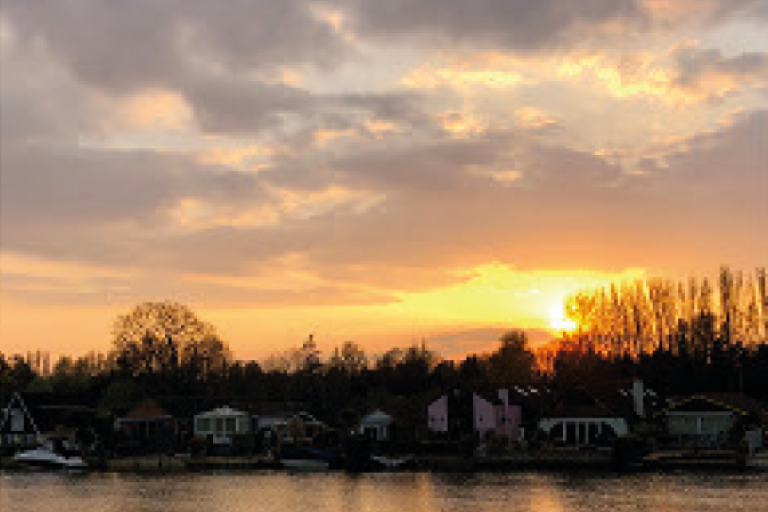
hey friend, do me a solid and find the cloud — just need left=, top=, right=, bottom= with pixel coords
left=5, top=108, right=765, bottom=308
left=1, top=0, right=766, bottom=321
left=425, top=327, right=556, bottom=359
left=557, top=45, right=768, bottom=105
left=342, top=0, right=646, bottom=50
left=643, top=0, right=768, bottom=26
left=1, top=0, right=350, bottom=92
left=402, top=66, right=525, bottom=90
left=670, top=46, right=768, bottom=102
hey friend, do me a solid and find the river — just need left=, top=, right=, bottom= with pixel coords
left=1, top=470, right=766, bottom=512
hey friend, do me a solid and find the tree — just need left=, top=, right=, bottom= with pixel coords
left=486, top=330, right=536, bottom=385
left=327, top=341, right=368, bottom=375
left=111, top=301, right=229, bottom=379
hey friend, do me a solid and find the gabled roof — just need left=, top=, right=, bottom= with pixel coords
left=659, top=393, right=768, bottom=420
left=0, top=392, right=41, bottom=435
left=195, top=405, right=248, bottom=418
left=121, top=399, right=173, bottom=421
left=360, top=409, right=392, bottom=424
left=541, top=386, right=625, bottom=419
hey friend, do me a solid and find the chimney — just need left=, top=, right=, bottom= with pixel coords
left=633, top=379, right=645, bottom=418
left=498, top=389, right=509, bottom=405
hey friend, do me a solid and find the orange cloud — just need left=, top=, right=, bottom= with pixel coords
left=167, top=185, right=386, bottom=231
left=197, top=144, right=269, bottom=167
left=557, top=45, right=768, bottom=106
left=437, top=111, right=486, bottom=137
left=402, top=64, right=525, bottom=90
left=116, top=89, right=195, bottom=132
left=515, top=107, right=559, bottom=131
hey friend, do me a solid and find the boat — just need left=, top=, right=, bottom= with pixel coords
left=747, top=452, right=768, bottom=470
left=370, top=455, right=416, bottom=470
left=280, top=458, right=330, bottom=471
left=278, top=446, right=337, bottom=471
left=14, top=441, right=88, bottom=470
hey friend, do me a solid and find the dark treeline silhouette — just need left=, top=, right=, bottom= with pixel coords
left=2, top=269, right=767, bottom=424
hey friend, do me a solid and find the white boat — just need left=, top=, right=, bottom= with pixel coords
left=370, top=455, right=414, bottom=469
left=747, top=452, right=768, bottom=470
left=14, top=441, right=88, bottom=470
left=280, top=458, right=330, bottom=471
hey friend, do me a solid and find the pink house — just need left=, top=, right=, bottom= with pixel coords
left=428, top=388, right=522, bottom=440
left=427, top=395, right=449, bottom=432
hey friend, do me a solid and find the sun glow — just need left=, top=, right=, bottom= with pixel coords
left=549, top=302, right=578, bottom=332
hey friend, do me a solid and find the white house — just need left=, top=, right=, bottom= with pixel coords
left=194, top=405, right=251, bottom=445
left=661, top=393, right=767, bottom=450
left=357, top=410, right=392, bottom=441
left=537, top=382, right=648, bottom=448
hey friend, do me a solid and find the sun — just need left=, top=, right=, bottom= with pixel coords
left=549, top=302, right=577, bottom=332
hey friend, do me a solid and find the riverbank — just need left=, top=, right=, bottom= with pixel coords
left=4, top=449, right=766, bottom=474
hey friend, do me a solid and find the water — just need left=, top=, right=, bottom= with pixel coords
left=1, top=470, right=766, bottom=512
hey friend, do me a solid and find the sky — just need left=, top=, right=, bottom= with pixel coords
left=1, top=0, right=766, bottom=362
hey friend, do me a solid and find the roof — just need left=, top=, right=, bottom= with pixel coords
left=2, top=392, right=98, bottom=434
left=659, top=393, right=768, bottom=420
left=360, top=409, right=392, bottom=424
left=121, top=399, right=173, bottom=421
left=195, top=405, right=248, bottom=418
left=541, top=386, right=626, bottom=419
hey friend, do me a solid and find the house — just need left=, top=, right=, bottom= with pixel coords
left=537, top=380, right=653, bottom=448
left=427, top=387, right=523, bottom=441
left=1, top=392, right=99, bottom=452
left=659, top=392, right=767, bottom=451
left=255, top=411, right=326, bottom=442
left=357, top=409, right=393, bottom=441
left=116, top=399, right=180, bottom=454
left=194, top=405, right=251, bottom=445
left=0, top=393, right=42, bottom=449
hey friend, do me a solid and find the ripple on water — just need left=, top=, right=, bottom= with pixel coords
left=1, top=470, right=767, bottom=512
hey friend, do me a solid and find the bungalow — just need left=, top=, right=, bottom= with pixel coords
left=538, top=380, right=654, bottom=448
left=357, top=409, right=392, bottom=441
left=427, top=388, right=522, bottom=441
left=194, top=405, right=251, bottom=445
left=659, top=392, right=767, bottom=451
left=116, top=399, right=179, bottom=454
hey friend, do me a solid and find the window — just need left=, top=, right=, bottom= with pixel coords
left=11, top=410, right=24, bottom=432
left=197, top=417, right=211, bottom=433
left=226, top=417, right=237, bottom=433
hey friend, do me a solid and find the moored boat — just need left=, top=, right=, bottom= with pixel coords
left=747, top=452, right=768, bottom=470
left=370, top=455, right=416, bottom=470
left=280, top=458, right=330, bottom=471
left=14, top=441, right=88, bottom=470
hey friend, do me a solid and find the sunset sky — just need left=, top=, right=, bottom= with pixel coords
left=1, top=0, right=766, bottom=361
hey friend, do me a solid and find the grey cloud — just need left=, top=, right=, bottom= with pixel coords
left=183, top=74, right=315, bottom=134
left=2, top=0, right=349, bottom=93
left=0, top=143, right=260, bottom=226
left=340, top=0, right=645, bottom=49
left=671, top=47, right=768, bottom=100
left=184, top=75, right=425, bottom=135
left=3, top=112, right=765, bottom=306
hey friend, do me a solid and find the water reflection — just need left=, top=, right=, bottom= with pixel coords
left=1, top=470, right=766, bottom=512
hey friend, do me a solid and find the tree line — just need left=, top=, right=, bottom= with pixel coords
left=3, top=268, right=768, bottom=425
left=551, top=266, right=768, bottom=397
